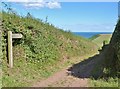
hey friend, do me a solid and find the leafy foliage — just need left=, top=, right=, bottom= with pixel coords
left=1, top=11, right=97, bottom=63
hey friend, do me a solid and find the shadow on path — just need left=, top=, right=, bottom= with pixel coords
left=67, top=46, right=108, bottom=79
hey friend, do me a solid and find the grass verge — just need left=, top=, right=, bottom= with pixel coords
left=89, top=77, right=119, bottom=87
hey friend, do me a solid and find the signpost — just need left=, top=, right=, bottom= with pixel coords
left=8, top=31, right=22, bottom=68
left=12, top=34, right=23, bottom=39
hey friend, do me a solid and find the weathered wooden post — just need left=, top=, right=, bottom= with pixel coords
left=8, top=31, right=23, bottom=68
left=8, top=31, right=13, bottom=68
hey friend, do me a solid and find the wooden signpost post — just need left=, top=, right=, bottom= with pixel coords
left=8, top=31, right=23, bottom=68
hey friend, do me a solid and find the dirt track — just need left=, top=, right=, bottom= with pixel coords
left=33, top=50, right=105, bottom=87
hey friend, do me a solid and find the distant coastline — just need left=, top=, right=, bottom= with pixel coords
left=72, top=32, right=113, bottom=38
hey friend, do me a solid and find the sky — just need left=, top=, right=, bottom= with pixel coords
left=1, top=1, right=118, bottom=32
left=118, top=1, right=120, bottom=17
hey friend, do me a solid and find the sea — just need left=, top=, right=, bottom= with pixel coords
left=72, top=32, right=112, bottom=38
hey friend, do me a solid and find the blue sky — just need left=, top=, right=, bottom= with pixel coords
left=2, top=2, right=118, bottom=32
left=118, top=1, right=120, bottom=17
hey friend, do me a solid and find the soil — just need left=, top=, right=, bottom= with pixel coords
left=33, top=50, right=105, bottom=87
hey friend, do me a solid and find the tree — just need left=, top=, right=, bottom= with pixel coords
left=26, top=12, right=32, bottom=18
left=45, top=16, right=48, bottom=23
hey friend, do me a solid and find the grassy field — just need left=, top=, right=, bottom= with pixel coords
left=90, top=34, right=112, bottom=48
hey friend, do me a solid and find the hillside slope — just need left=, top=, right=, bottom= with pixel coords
left=1, top=11, right=97, bottom=87
left=105, top=19, right=120, bottom=76
left=90, top=34, right=112, bottom=48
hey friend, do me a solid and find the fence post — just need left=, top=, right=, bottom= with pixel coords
left=8, top=31, right=13, bottom=68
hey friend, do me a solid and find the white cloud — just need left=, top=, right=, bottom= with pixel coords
left=24, top=2, right=45, bottom=8
left=58, top=0, right=119, bottom=2
left=3, top=0, right=61, bottom=9
left=47, top=1, right=61, bottom=9
left=7, top=0, right=28, bottom=2
left=24, top=0, right=45, bottom=8
left=25, top=3, right=44, bottom=7
left=2, top=0, right=119, bottom=2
